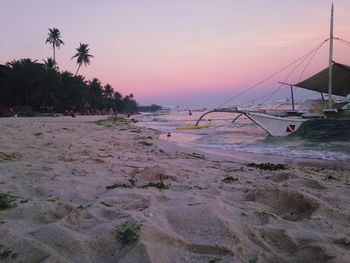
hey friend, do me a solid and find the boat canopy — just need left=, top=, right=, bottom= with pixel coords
left=295, top=62, right=350, bottom=97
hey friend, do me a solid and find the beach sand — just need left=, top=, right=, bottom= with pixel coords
left=0, top=116, right=349, bottom=262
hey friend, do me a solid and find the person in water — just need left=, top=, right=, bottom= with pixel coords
left=188, top=109, right=192, bottom=116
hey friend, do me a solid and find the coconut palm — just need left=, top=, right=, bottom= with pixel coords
left=114, top=91, right=122, bottom=101
left=6, top=59, right=41, bottom=106
left=103, top=84, right=114, bottom=98
left=45, top=28, right=64, bottom=63
left=43, top=58, right=57, bottom=71
left=71, top=43, right=94, bottom=76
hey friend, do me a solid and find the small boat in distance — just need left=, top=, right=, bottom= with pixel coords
left=195, top=4, right=350, bottom=136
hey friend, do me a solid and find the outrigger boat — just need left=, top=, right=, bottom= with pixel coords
left=195, top=4, right=350, bottom=136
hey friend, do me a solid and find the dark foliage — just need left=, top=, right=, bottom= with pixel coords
left=137, top=104, right=162, bottom=112
left=0, top=59, right=138, bottom=116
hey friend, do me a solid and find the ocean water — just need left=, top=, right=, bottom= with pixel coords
left=134, top=109, right=350, bottom=162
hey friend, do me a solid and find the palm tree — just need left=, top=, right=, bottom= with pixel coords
left=103, top=84, right=114, bottom=98
left=43, top=58, right=57, bottom=71
left=71, top=43, right=94, bottom=76
left=114, top=91, right=122, bottom=101
left=45, top=28, right=64, bottom=63
left=6, top=59, right=41, bottom=106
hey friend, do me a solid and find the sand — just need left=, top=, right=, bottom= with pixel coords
left=0, top=116, right=349, bottom=263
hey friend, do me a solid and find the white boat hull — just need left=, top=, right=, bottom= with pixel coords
left=246, top=112, right=307, bottom=136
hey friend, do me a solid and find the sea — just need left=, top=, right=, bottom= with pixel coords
left=134, top=107, right=350, bottom=162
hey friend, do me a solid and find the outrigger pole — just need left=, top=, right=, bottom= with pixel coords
left=195, top=107, right=243, bottom=126
left=278, top=82, right=295, bottom=110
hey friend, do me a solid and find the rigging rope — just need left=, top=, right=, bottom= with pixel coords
left=262, top=85, right=288, bottom=105
left=335, top=37, right=350, bottom=47
left=271, top=40, right=327, bottom=109
left=297, top=40, right=327, bottom=82
left=260, top=48, right=319, bottom=105
left=251, top=39, right=328, bottom=106
left=218, top=38, right=329, bottom=107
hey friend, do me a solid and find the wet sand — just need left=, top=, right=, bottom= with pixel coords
left=0, top=116, right=349, bottom=262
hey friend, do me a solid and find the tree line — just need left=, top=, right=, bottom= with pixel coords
left=0, top=27, right=138, bottom=116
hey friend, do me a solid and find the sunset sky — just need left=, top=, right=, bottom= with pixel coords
left=1, top=1, right=350, bottom=107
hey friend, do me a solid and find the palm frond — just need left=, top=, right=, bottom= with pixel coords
left=71, top=43, right=94, bottom=75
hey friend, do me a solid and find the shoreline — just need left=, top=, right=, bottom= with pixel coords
left=158, top=137, right=350, bottom=169
left=3, top=115, right=348, bottom=168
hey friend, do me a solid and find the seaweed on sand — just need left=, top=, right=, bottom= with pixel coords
left=222, top=176, right=239, bottom=184
left=105, top=183, right=133, bottom=190
left=0, top=244, right=18, bottom=259
left=100, top=201, right=113, bottom=207
left=208, top=258, right=222, bottom=263
left=189, top=152, right=205, bottom=159
left=116, top=222, right=143, bottom=246
left=247, top=162, right=286, bottom=171
left=105, top=181, right=170, bottom=190
left=334, top=236, right=350, bottom=247
left=0, top=192, right=16, bottom=210
left=95, top=116, right=129, bottom=127
left=139, top=140, right=153, bottom=146
left=139, top=181, right=170, bottom=190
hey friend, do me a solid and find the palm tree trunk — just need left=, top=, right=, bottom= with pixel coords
left=53, top=44, right=56, bottom=62
left=75, top=63, right=82, bottom=76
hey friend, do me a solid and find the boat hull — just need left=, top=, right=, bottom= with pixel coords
left=246, top=112, right=306, bottom=136
left=294, top=118, right=350, bottom=140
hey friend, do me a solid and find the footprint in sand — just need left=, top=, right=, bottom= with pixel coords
left=132, top=165, right=178, bottom=183
left=246, top=188, right=319, bottom=222
left=246, top=227, right=333, bottom=262
left=268, top=172, right=297, bottom=182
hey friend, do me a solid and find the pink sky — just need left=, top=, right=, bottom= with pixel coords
left=1, top=1, right=350, bottom=106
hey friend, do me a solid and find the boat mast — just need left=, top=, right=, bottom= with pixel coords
left=328, top=3, right=334, bottom=108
